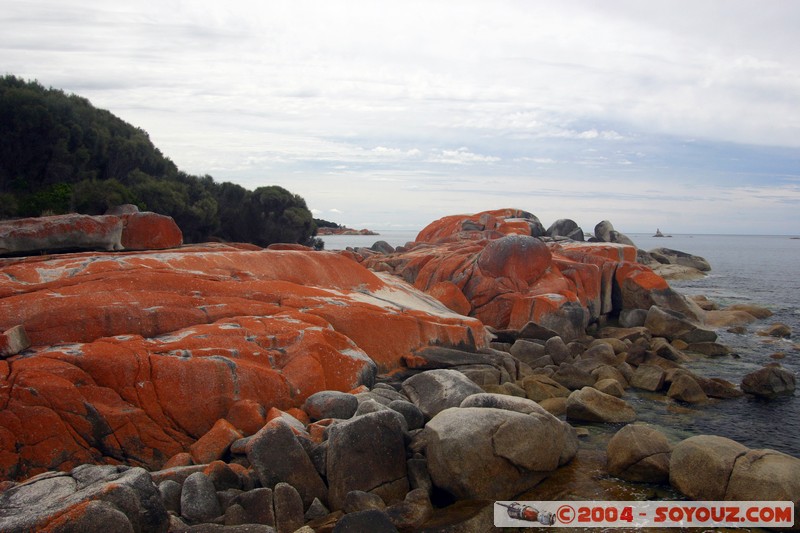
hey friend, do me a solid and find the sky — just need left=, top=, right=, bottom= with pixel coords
left=2, top=0, right=800, bottom=234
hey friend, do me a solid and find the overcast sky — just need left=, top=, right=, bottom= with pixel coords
left=3, top=0, right=799, bottom=234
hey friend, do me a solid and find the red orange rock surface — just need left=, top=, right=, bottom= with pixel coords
left=0, top=243, right=485, bottom=480
left=119, top=211, right=184, bottom=251
left=0, top=211, right=182, bottom=256
left=413, top=208, right=542, bottom=244
left=357, top=209, right=698, bottom=338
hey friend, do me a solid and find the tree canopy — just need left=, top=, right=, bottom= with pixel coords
left=0, top=75, right=316, bottom=246
left=313, top=218, right=343, bottom=229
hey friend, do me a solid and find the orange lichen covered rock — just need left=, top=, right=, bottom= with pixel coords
left=0, top=465, right=170, bottom=532
left=189, top=419, right=243, bottom=465
left=414, top=208, right=544, bottom=244
left=360, top=209, right=697, bottom=340
left=615, top=262, right=704, bottom=321
left=225, top=400, right=267, bottom=436
left=0, top=211, right=182, bottom=256
left=0, top=213, right=124, bottom=254
left=361, top=235, right=607, bottom=334
left=476, top=235, right=551, bottom=284
left=556, top=241, right=638, bottom=263
left=120, top=212, right=183, bottom=250
left=162, top=453, right=193, bottom=469
left=0, top=244, right=485, bottom=480
left=426, top=281, right=471, bottom=316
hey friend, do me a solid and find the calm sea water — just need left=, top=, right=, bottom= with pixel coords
left=323, top=231, right=800, bottom=456
left=319, top=229, right=420, bottom=250
left=629, top=233, right=800, bottom=457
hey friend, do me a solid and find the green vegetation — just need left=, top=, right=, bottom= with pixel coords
left=313, top=218, right=342, bottom=229
left=0, top=75, right=317, bottom=246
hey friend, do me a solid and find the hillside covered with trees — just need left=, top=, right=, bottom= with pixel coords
left=0, top=75, right=317, bottom=247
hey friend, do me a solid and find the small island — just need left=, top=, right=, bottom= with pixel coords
left=315, top=227, right=379, bottom=236
left=653, top=228, right=672, bottom=237
left=314, top=218, right=378, bottom=236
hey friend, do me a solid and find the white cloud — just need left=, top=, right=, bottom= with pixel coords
left=370, top=146, right=423, bottom=160
left=552, top=129, right=625, bottom=140
left=428, top=147, right=501, bottom=165
left=515, top=157, right=557, bottom=164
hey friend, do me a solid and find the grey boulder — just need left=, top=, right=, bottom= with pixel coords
left=566, top=386, right=636, bottom=423
left=741, top=364, right=796, bottom=398
left=326, top=410, right=408, bottom=510
left=607, top=424, right=671, bottom=483
left=401, top=369, right=484, bottom=420
left=422, top=406, right=577, bottom=500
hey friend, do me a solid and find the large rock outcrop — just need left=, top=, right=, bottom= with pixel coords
left=355, top=209, right=702, bottom=341
left=0, top=244, right=486, bottom=480
left=546, top=218, right=585, bottom=241
left=0, top=210, right=183, bottom=256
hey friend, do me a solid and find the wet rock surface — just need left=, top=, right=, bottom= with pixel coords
left=741, top=363, right=796, bottom=397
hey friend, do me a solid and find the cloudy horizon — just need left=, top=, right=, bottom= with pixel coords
left=3, top=0, right=799, bottom=234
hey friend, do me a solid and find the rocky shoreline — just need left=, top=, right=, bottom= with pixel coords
left=0, top=207, right=797, bottom=531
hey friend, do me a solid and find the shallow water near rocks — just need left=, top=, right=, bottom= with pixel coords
left=632, top=233, right=800, bottom=458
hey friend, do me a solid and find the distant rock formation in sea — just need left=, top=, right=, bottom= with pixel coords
left=638, top=246, right=710, bottom=280
left=317, top=226, right=379, bottom=236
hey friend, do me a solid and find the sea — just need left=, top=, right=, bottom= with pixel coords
left=321, top=230, right=800, bottom=457
left=317, top=229, right=420, bottom=251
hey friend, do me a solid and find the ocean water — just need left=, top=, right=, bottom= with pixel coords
left=629, top=233, right=800, bottom=457
left=318, top=229, right=420, bottom=250
left=323, top=230, right=800, bottom=456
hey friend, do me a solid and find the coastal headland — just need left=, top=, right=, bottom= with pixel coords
left=316, top=227, right=378, bottom=237
left=0, top=207, right=796, bottom=531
